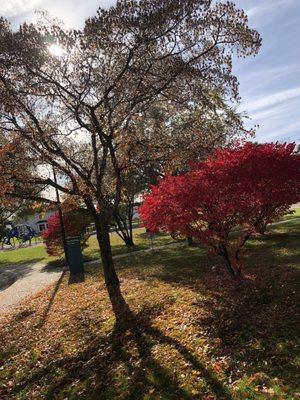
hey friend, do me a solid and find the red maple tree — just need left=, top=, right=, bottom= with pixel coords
left=139, top=142, right=300, bottom=278
left=43, top=211, right=90, bottom=256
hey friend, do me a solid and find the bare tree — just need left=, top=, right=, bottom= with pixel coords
left=0, top=1, right=261, bottom=318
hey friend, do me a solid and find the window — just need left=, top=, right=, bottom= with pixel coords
left=37, top=220, right=48, bottom=232
left=38, top=223, right=46, bottom=232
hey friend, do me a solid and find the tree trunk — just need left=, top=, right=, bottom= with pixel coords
left=84, top=200, right=130, bottom=323
left=94, top=217, right=132, bottom=322
left=95, top=218, right=119, bottom=286
left=127, top=199, right=134, bottom=245
left=221, top=255, right=243, bottom=281
left=113, top=207, right=135, bottom=247
left=186, top=236, right=195, bottom=246
left=123, top=236, right=135, bottom=247
left=219, top=245, right=242, bottom=279
left=223, top=257, right=238, bottom=278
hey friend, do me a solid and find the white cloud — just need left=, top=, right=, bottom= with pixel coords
left=246, top=0, right=296, bottom=18
left=249, top=97, right=299, bottom=121
left=5, top=0, right=116, bottom=29
left=245, top=86, right=300, bottom=113
left=255, top=120, right=300, bottom=143
left=249, top=102, right=300, bottom=144
left=242, top=64, right=300, bottom=86
left=0, top=0, right=44, bottom=17
left=240, top=87, right=300, bottom=145
left=239, top=64, right=300, bottom=98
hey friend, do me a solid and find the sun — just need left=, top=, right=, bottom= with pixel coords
left=48, top=44, right=65, bottom=57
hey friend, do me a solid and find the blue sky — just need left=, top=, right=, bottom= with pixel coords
left=2, top=0, right=300, bottom=144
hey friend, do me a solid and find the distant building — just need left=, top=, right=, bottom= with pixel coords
left=15, top=210, right=56, bottom=234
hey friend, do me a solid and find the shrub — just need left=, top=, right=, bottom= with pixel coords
left=139, top=142, right=300, bottom=278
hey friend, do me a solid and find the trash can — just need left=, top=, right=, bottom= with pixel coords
left=66, top=236, right=84, bottom=274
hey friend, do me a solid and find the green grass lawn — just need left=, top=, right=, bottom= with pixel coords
left=0, top=218, right=299, bottom=399
left=282, top=207, right=300, bottom=220
left=0, top=244, right=56, bottom=269
left=83, top=228, right=177, bottom=261
left=0, top=228, right=176, bottom=270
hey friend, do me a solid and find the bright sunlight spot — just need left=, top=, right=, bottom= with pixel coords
left=48, top=44, right=65, bottom=57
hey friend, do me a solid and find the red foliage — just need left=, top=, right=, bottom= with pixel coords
left=139, top=142, right=300, bottom=277
left=43, top=211, right=90, bottom=256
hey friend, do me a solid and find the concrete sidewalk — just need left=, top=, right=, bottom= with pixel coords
left=0, top=262, right=63, bottom=312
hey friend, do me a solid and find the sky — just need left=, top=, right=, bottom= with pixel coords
left=2, top=0, right=300, bottom=144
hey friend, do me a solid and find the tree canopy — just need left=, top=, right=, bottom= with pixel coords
left=0, top=1, right=260, bottom=210
left=0, top=0, right=261, bottom=316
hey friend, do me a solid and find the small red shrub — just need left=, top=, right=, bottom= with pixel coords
left=43, top=211, right=90, bottom=256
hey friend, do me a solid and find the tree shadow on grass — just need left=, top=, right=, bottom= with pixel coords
left=36, top=270, right=66, bottom=328
left=42, top=258, right=65, bottom=271
left=36, top=269, right=86, bottom=328
left=192, top=267, right=299, bottom=394
left=112, top=224, right=300, bottom=396
left=108, top=305, right=232, bottom=400
left=117, top=245, right=212, bottom=288
left=3, top=224, right=299, bottom=398
left=152, top=247, right=299, bottom=394
left=9, top=293, right=232, bottom=400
